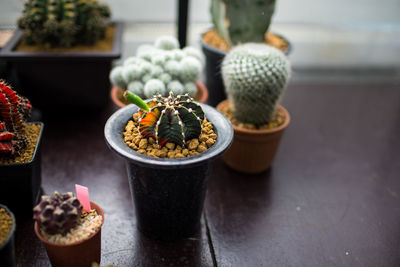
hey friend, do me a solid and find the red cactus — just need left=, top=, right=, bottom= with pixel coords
left=0, top=80, right=32, bottom=157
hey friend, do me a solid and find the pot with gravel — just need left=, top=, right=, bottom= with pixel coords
left=217, top=43, right=291, bottom=174
left=33, top=191, right=104, bottom=267
left=109, top=35, right=208, bottom=107
left=0, top=204, right=16, bottom=267
left=104, top=91, right=233, bottom=241
left=0, top=80, right=44, bottom=220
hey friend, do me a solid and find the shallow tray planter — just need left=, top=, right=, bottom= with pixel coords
left=0, top=204, right=16, bottom=267
left=104, top=103, right=233, bottom=241
left=110, top=81, right=209, bottom=108
left=201, top=30, right=292, bottom=107
left=34, top=201, right=104, bottom=267
left=217, top=100, right=290, bottom=174
left=0, top=122, right=44, bottom=220
left=0, top=21, right=123, bottom=112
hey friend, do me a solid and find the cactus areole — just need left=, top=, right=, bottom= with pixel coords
left=0, top=80, right=32, bottom=157
left=33, top=192, right=83, bottom=235
left=125, top=91, right=205, bottom=148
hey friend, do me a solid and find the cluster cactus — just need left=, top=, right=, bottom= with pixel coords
left=33, top=192, right=83, bottom=235
left=110, top=36, right=203, bottom=99
left=210, top=0, right=276, bottom=46
left=18, top=0, right=111, bottom=47
left=0, top=81, right=32, bottom=157
left=222, top=43, right=291, bottom=125
left=125, top=91, right=205, bottom=147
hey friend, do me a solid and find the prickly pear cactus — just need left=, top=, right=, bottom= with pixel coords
left=222, top=43, right=291, bottom=125
left=33, top=192, right=82, bottom=235
left=211, top=0, right=276, bottom=46
left=18, top=0, right=111, bottom=47
left=0, top=81, right=32, bottom=157
left=125, top=92, right=205, bottom=147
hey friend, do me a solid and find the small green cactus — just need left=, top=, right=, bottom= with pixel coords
left=167, top=80, right=184, bottom=96
left=125, top=91, right=205, bottom=147
left=222, top=43, right=291, bottom=125
left=109, top=36, right=203, bottom=100
left=154, top=36, right=180, bottom=50
left=179, top=57, right=202, bottom=83
left=33, top=192, right=82, bottom=235
left=144, top=79, right=166, bottom=99
left=210, top=0, right=276, bottom=46
left=18, top=0, right=111, bottom=47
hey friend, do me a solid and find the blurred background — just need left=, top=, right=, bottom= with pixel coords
left=1, top=0, right=399, bottom=83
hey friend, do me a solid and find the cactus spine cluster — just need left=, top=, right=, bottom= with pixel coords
left=222, top=43, right=291, bottom=125
left=110, top=36, right=203, bottom=99
left=18, top=0, right=111, bottom=47
left=210, top=0, right=276, bottom=46
left=33, top=192, right=83, bottom=235
left=0, top=81, right=32, bottom=157
left=125, top=91, right=205, bottom=147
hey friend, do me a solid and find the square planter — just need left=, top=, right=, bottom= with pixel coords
left=0, top=122, right=44, bottom=220
left=0, top=22, right=123, bottom=111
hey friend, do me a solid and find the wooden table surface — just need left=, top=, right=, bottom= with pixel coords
left=14, top=82, right=400, bottom=267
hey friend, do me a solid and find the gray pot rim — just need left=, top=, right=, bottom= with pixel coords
left=0, top=204, right=16, bottom=250
left=104, top=103, right=233, bottom=169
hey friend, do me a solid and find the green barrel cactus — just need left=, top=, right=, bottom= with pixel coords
left=210, top=0, right=276, bottom=46
left=125, top=91, right=205, bottom=148
left=222, top=43, right=291, bottom=125
left=18, top=0, right=111, bottom=47
left=33, top=192, right=82, bottom=235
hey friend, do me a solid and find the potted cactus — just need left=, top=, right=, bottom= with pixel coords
left=0, top=0, right=123, bottom=111
left=217, top=43, right=291, bottom=173
left=104, top=92, right=233, bottom=241
left=110, top=35, right=208, bottom=108
left=33, top=191, right=104, bottom=267
left=0, top=80, right=44, bottom=219
left=0, top=204, right=16, bottom=267
left=201, top=0, right=291, bottom=106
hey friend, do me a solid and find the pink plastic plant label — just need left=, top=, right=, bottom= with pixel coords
left=75, top=184, right=91, bottom=212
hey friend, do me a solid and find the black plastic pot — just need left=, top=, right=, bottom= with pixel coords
left=0, top=22, right=123, bottom=112
left=201, top=30, right=292, bottom=107
left=104, top=103, right=233, bottom=241
left=0, top=204, right=16, bottom=267
left=0, top=122, right=44, bottom=220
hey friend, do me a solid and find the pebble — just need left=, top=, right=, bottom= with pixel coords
left=123, top=114, right=217, bottom=159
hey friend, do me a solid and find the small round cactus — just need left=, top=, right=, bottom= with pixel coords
left=179, top=57, right=202, bottom=83
left=128, top=81, right=144, bottom=97
left=125, top=92, right=205, bottom=147
left=222, top=43, right=291, bottom=125
left=33, top=192, right=83, bottom=235
left=167, top=80, right=184, bottom=96
left=122, top=65, right=143, bottom=84
left=154, top=36, right=179, bottom=50
left=109, top=66, right=126, bottom=90
left=144, top=79, right=166, bottom=98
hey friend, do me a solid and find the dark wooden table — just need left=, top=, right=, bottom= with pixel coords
left=14, top=82, right=400, bottom=266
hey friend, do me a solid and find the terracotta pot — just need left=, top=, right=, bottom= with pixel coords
left=34, top=201, right=104, bottom=267
left=110, top=81, right=209, bottom=108
left=217, top=100, right=290, bottom=174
